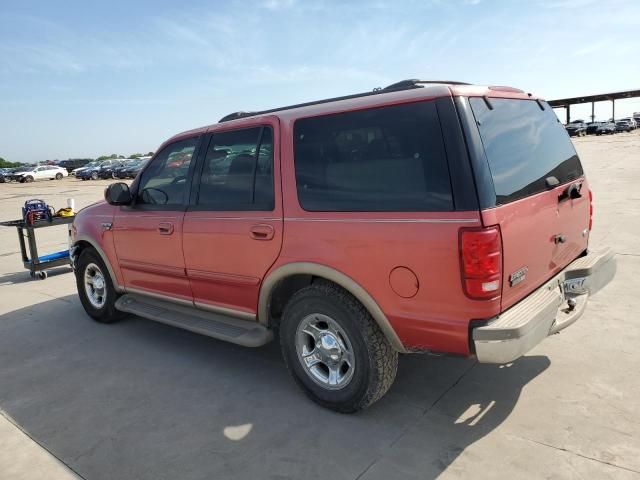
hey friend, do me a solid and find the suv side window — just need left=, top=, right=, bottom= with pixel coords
left=136, top=136, right=198, bottom=206
left=293, top=101, right=453, bottom=212
left=196, top=126, right=274, bottom=211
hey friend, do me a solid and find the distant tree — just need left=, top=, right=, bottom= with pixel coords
left=146, top=152, right=154, bottom=157
left=0, top=157, right=21, bottom=168
left=129, top=153, right=144, bottom=158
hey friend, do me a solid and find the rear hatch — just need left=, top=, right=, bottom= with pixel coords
left=468, top=96, right=590, bottom=310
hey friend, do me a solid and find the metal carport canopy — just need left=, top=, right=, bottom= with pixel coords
left=549, top=88, right=640, bottom=123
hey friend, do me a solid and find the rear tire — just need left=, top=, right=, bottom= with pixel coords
left=75, top=248, right=123, bottom=323
left=280, top=281, right=398, bottom=413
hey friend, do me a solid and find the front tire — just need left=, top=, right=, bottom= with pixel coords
left=75, top=248, right=123, bottom=323
left=55, top=172, right=63, bottom=180
left=280, top=282, right=398, bottom=413
left=91, top=171, right=99, bottom=180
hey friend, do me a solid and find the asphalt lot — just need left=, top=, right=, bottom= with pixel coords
left=0, top=131, right=639, bottom=480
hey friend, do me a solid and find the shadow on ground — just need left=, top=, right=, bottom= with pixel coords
left=0, top=267, right=73, bottom=286
left=0, top=295, right=549, bottom=480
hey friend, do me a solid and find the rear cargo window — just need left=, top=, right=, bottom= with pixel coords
left=293, top=101, right=453, bottom=212
left=469, top=98, right=583, bottom=205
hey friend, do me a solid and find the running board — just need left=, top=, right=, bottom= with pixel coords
left=115, top=294, right=273, bottom=347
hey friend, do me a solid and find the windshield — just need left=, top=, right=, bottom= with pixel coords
left=469, top=98, right=583, bottom=205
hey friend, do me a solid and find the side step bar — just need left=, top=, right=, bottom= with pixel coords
left=115, top=294, right=273, bottom=347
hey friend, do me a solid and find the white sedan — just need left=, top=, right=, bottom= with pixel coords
left=14, top=165, right=68, bottom=183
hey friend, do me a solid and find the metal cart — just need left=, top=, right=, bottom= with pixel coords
left=0, top=216, right=74, bottom=280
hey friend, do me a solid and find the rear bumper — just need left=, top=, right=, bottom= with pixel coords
left=472, top=248, right=616, bottom=364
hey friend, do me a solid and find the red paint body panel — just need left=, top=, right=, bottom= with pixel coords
left=72, top=201, right=123, bottom=285
left=183, top=210, right=283, bottom=314
left=276, top=114, right=496, bottom=356
left=482, top=178, right=590, bottom=310
left=182, top=117, right=284, bottom=315
left=112, top=210, right=193, bottom=301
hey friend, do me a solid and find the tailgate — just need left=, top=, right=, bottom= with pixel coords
left=467, top=96, right=589, bottom=311
left=483, top=181, right=589, bottom=309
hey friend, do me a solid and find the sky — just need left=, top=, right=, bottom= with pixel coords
left=1, top=0, right=639, bottom=164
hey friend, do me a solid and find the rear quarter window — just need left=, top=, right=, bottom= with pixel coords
left=469, top=98, right=583, bottom=205
left=293, top=101, right=453, bottom=212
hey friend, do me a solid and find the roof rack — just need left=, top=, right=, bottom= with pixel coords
left=381, top=79, right=470, bottom=91
left=218, top=79, right=470, bottom=123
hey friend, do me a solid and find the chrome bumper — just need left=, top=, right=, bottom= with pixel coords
left=473, top=248, right=616, bottom=364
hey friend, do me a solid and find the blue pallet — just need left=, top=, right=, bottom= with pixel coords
left=27, top=250, right=70, bottom=264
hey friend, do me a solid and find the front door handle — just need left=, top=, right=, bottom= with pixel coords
left=250, top=224, right=275, bottom=241
left=158, top=222, right=174, bottom=235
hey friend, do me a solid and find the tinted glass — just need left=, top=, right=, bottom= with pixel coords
left=137, top=136, right=198, bottom=206
left=197, top=127, right=274, bottom=210
left=293, top=101, right=453, bottom=212
left=469, top=98, right=583, bottom=205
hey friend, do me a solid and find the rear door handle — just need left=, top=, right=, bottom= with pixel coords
left=250, top=224, right=275, bottom=241
left=158, top=222, right=174, bottom=235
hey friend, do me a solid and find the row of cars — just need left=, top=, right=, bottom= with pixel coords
left=0, top=164, right=68, bottom=183
left=73, top=158, right=149, bottom=180
left=566, top=116, right=640, bottom=137
left=0, top=158, right=150, bottom=184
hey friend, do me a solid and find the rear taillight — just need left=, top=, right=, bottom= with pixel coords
left=459, top=226, right=502, bottom=300
left=588, top=189, right=593, bottom=231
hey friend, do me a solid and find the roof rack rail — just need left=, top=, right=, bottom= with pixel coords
left=218, top=79, right=470, bottom=123
left=219, top=111, right=257, bottom=123
left=382, top=79, right=470, bottom=91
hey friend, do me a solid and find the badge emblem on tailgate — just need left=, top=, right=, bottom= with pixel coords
left=509, top=266, right=528, bottom=287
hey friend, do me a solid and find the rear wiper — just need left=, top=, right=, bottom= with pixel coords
left=545, top=176, right=559, bottom=188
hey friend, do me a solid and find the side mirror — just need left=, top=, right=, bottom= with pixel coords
left=105, top=182, right=132, bottom=206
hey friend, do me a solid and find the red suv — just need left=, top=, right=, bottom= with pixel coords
left=71, top=80, right=615, bottom=412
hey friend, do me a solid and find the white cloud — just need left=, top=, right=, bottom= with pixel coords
left=261, top=0, right=296, bottom=10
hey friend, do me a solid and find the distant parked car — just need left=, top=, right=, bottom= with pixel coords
left=110, top=160, right=136, bottom=179
left=77, top=160, right=119, bottom=180
left=620, top=118, right=637, bottom=130
left=10, top=165, right=68, bottom=183
left=596, top=122, right=616, bottom=135
left=566, top=120, right=587, bottom=137
left=615, top=121, right=633, bottom=133
left=59, top=159, right=92, bottom=173
left=4, top=167, right=30, bottom=182
left=115, top=158, right=149, bottom=179
left=72, top=161, right=101, bottom=177
left=0, top=168, right=13, bottom=183
left=98, top=160, right=128, bottom=179
left=585, top=122, right=600, bottom=135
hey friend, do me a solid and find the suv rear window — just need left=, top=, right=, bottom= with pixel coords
left=469, top=98, right=583, bottom=205
left=293, top=101, right=453, bottom=212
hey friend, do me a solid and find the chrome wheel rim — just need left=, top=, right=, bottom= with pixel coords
left=295, top=313, right=355, bottom=390
left=84, top=263, right=107, bottom=309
